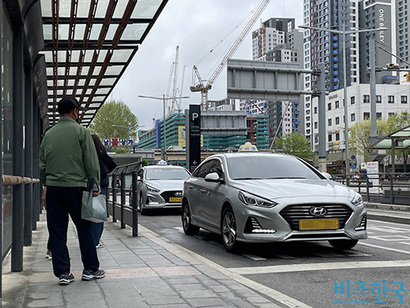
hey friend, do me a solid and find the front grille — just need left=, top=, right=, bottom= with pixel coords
left=280, top=203, right=353, bottom=230
left=161, top=191, right=182, bottom=203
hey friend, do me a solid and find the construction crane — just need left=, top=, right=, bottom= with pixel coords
left=190, top=0, right=270, bottom=110
left=166, top=46, right=180, bottom=116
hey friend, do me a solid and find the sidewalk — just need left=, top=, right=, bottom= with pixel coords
left=2, top=213, right=281, bottom=308
left=2, top=204, right=409, bottom=308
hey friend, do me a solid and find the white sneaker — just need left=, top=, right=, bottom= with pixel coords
left=45, top=250, right=52, bottom=260
left=96, top=242, right=104, bottom=249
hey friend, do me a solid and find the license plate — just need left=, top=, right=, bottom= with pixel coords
left=169, top=197, right=182, bottom=203
left=299, top=219, right=339, bottom=230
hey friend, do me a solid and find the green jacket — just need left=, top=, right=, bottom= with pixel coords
left=39, top=116, right=100, bottom=188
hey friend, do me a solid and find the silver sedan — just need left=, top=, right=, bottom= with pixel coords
left=181, top=152, right=367, bottom=252
left=137, top=165, right=191, bottom=214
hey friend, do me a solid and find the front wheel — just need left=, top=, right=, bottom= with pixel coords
left=138, top=194, right=146, bottom=215
left=329, top=239, right=359, bottom=250
left=182, top=201, right=199, bottom=235
left=221, top=207, right=240, bottom=253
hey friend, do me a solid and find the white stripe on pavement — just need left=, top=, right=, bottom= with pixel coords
left=227, top=260, right=410, bottom=275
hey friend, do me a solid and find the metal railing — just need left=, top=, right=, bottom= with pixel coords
left=332, top=172, right=410, bottom=205
left=107, top=161, right=141, bottom=236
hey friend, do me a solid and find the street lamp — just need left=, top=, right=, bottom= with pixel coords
left=138, top=95, right=189, bottom=160
left=299, top=25, right=387, bottom=178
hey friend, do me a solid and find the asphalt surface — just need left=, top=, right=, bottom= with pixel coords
left=2, top=202, right=409, bottom=308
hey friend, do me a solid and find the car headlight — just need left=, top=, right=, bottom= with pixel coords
left=146, top=185, right=160, bottom=193
left=351, top=193, right=363, bottom=207
left=238, top=191, right=277, bottom=208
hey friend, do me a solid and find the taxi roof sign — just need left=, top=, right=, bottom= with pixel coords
left=157, top=160, right=167, bottom=165
left=238, top=142, right=258, bottom=152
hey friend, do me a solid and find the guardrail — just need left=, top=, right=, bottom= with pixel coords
left=107, top=161, right=141, bottom=236
left=2, top=175, right=40, bottom=186
left=332, top=172, right=410, bottom=205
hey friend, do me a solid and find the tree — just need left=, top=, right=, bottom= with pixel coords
left=89, top=100, right=138, bottom=146
left=350, top=111, right=410, bottom=169
left=89, top=100, right=138, bottom=153
left=275, top=133, right=313, bottom=161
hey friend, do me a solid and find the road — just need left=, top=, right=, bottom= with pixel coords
left=137, top=209, right=410, bottom=308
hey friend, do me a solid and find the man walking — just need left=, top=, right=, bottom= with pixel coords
left=39, top=96, right=105, bottom=285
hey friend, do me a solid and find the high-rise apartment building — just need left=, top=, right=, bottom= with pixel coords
left=396, top=0, right=409, bottom=68
left=359, top=0, right=393, bottom=83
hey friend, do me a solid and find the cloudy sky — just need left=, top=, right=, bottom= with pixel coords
left=110, top=0, right=303, bottom=129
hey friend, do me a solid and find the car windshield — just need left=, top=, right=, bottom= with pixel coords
left=145, top=168, right=190, bottom=180
left=226, top=155, right=322, bottom=180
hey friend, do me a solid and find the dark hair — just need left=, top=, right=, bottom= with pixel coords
left=91, top=134, right=108, bottom=155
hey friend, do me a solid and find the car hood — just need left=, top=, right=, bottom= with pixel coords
left=146, top=180, right=185, bottom=191
left=231, top=178, right=355, bottom=200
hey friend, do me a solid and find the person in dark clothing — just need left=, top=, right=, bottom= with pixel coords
left=91, top=134, right=117, bottom=248
left=39, top=97, right=105, bottom=285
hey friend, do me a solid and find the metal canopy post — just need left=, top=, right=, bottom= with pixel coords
left=11, top=25, right=25, bottom=272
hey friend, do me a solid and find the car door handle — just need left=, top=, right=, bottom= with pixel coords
left=200, top=189, right=206, bottom=193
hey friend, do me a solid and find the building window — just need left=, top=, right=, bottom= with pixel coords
left=328, top=134, right=332, bottom=142
left=336, top=133, right=340, bottom=141
left=328, top=103, right=331, bottom=110
left=314, top=122, right=318, bottom=129
left=351, top=96, right=355, bottom=104
left=363, top=112, right=370, bottom=120
left=335, top=101, right=339, bottom=108
left=351, top=113, right=355, bottom=122
left=363, top=95, right=370, bottom=103
left=376, top=95, right=381, bottom=103
left=401, top=96, right=408, bottom=104
left=388, top=112, right=395, bottom=117
left=336, top=117, right=340, bottom=125
left=314, top=107, right=318, bottom=114
left=388, top=96, right=395, bottom=103
left=328, top=118, right=332, bottom=126
left=377, top=112, right=382, bottom=119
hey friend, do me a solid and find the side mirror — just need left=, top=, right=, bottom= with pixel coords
left=204, top=172, right=223, bottom=183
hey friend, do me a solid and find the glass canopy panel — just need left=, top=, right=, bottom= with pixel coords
left=77, top=0, right=92, bottom=18
left=43, top=25, right=52, bottom=40
left=106, top=25, right=117, bottom=41
left=95, top=0, right=110, bottom=18
left=57, top=51, right=67, bottom=62
left=88, top=103, right=102, bottom=108
left=99, top=78, right=117, bottom=86
left=95, top=88, right=111, bottom=95
left=93, top=66, right=102, bottom=75
left=59, top=1, right=72, bottom=18
left=132, top=0, right=164, bottom=19
left=81, top=67, right=90, bottom=76
left=74, top=24, right=86, bottom=41
left=105, top=66, right=123, bottom=75
left=58, top=24, right=70, bottom=40
left=97, top=50, right=108, bottom=62
left=40, top=0, right=52, bottom=17
left=111, top=49, right=134, bottom=62
left=112, top=1, right=127, bottom=19
left=89, top=24, right=102, bottom=41
left=121, top=24, right=149, bottom=41
left=84, top=50, right=95, bottom=63
left=93, top=96, right=106, bottom=102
